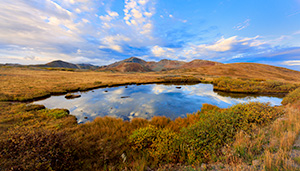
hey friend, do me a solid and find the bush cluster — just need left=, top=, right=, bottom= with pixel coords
left=0, top=130, right=78, bottom=170
left=128, top=102, right=283, bottom=165
left=213, top=77, right=299, bottom=94
left=281, top=87, right=300, bottom=105
left=0, top=102, right=283, bottom=170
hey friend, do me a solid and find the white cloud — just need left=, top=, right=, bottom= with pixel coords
left=99, top=11, right=119, bottom=22
left=234, top=19, right=251, bottom=31
left=99, top=35, right=131, bottom=52
left=75, top=8, right=82, bottom=13
left=294, top=30, right=300, bottom=35
left=123, top=0, right=155, bottom=37
left=150, top=36, right=266, bottom=61
left=151, top=45, right=176, bottom=58
left=198, top=36, right=263, bottom=52
left=0, top=0, right=85, bottom=50
left=283, top=60, right=300, bottom=66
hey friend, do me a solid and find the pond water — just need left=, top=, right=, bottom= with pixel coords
left=33, top=83, right=283, bottom=123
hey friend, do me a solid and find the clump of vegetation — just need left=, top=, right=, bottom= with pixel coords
left=126, top=102, right=282, bottom=168
left=0, top=101, right=285, bottom=170
left=0, top=129, right=78, bottom=170
left=129, top=126, right=182, bottom=164
left=158, top=75, right=201, bottom=83
left=213, top=77, right=299, bottom=94
left=281, top=87, right=300, bottom=105
left=43, top=67, right=76, bottom=71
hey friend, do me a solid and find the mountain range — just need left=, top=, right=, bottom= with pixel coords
left=2, top=57, right=300, bottom=82
left=28, top=60, right=99, bottom=70
left=99, top=57, right=221, bottom=72
left=8, top=57, right=220, bottom=72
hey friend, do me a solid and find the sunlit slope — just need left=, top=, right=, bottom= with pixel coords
left=175, top=62, right=300, bottom=83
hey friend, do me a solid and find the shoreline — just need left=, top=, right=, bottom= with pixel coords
left=1, top=80, right=292, bottom=103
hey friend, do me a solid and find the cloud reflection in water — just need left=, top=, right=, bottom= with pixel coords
left=33, top=83, right=283, bottom=123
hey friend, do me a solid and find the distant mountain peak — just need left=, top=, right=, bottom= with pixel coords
left=30, top=60, right=98, bottom=70
left=123, top=57, right=146, bottom=63
left=100, top=57, right=222, bottom=72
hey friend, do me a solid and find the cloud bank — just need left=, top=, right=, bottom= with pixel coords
left=0, top=0, right=299, bottom=70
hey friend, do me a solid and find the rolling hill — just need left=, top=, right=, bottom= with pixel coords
left=100, top=57, right=221, bottom=72
left=30, top=60, right=98, bottom=70
left=9, top=57, right=300, bottom=83
left=170, top=62, right=300, bottom=83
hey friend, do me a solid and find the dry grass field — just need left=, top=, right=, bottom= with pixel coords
left=1, top=65, right=300, bottom=170
left=1, top=63, right=300, bottom=101
left=171, top=63, right=300, bottom=83
left=0, top=67, right=195, bottom=101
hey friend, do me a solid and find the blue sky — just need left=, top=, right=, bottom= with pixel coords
left=0, top=0, right=300, bottom=70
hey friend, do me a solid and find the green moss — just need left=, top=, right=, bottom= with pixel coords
left=45, top=109, right=70, bottom=119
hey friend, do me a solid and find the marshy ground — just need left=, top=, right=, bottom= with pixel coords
left=0, top=66, right=300, bottom=170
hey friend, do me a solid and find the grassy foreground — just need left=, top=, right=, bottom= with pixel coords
left=0, top=67, right=300, bottom=170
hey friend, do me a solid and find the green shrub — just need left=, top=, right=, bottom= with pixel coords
left=129, top=125, right=182, bottom=163
left=181, top=110, right=237, bottom=164
left=180, top=102, right=282, bottom=164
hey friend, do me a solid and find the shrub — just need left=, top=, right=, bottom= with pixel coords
left=129, top=125, right=182, bottom=164
left=213, top=77, right=299, bottom=94
left=281, top=87, right=300, bottom=105
left=0, top=129, right=78, bottom=170
left=180, top=102, right=282, bottom=164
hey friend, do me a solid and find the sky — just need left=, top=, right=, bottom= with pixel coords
left=0, top=0, right=300, bottom=70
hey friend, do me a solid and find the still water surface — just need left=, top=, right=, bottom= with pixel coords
left=33, top=83, right=283, bottom=123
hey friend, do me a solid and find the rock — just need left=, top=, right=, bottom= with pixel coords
left=104, top=90, right=108, bottom=92
left=84, top=116, right=88, bottom=119
left=125, top=86, right=128, bottom=88
left=121, top=96, right=130, bottom=98
left=176, top=86, right=181, bottom=89
left=65, top=94, right=81, bottom=99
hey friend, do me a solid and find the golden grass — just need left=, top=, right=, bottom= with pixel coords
left=1, top=65, right=300, bottom=170
left=0, top=102, right=77, bottom=138
left=220, top=103, right=300, bottom=170
left=1, top=65, right=300, bottom=102
left=263, top=105, right=300, bottom=170
left=169, top=63, right=300, bottom=83
left=0, top=67, right=201, bottom=101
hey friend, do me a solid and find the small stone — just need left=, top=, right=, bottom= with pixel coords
left=65, top=94, right=81, bottom=99
left=176, top=86, right=181, bottom=89
left=84, top=116, right=88, bottom=119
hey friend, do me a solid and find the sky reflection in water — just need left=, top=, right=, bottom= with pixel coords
left=33, top=84, right=283, bottom=123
